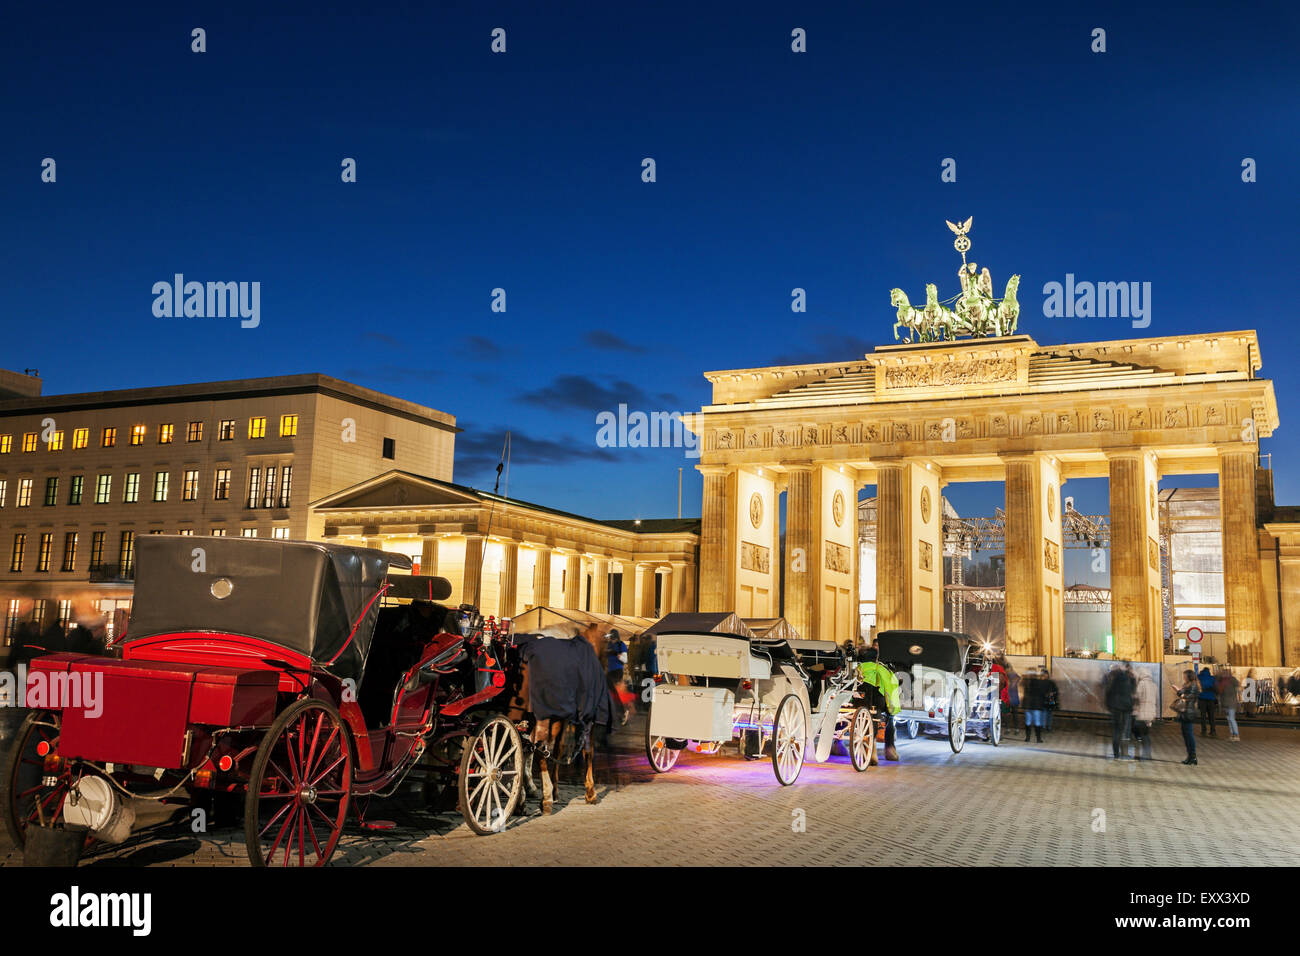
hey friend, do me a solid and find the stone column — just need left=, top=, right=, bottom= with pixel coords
left=660, top=564, right=675, bottom=615
left=419, top=536, right=438, bottom=577
left=669, top=560, right=687, bottom=615
left=636, top=564, right=657, bottom=617
left=532, top=548, right=552, bottom=607
left=463, top=534, right=485, bottom=608
left=698, top=466, right=736, bottom=612
left=563, top=554, right=581, bottom=610
left=1108, top=451, right=1162, bottom=662
left=874, top=462, right=907, bottom=633
left=499, top=542, right=519, bottom=618
left=1220, top=447, right=1264, bottom=666
left=1278, top=553, right=1300, bottom=667
left=1003, top=456, right=1039, bottom=656
left=592, top=556, right=610, bottom=615
left=680, top=563, right=697, bottom=612
left=783, top=466, right=819, bottom=640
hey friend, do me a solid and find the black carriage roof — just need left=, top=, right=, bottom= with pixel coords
left=125, top=535, right=414, bottom=679
left=875, top=630, right=972, bottom=673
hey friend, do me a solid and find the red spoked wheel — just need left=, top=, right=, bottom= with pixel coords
left=4, top=711, right=88, bottom=850
left=245, top=699, right=353, bottom=867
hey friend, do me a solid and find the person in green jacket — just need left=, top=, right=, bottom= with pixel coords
left=857, top=646, right=902, bottom=762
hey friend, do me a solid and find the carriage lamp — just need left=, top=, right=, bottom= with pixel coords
left=194, top=770, right=213, bottom=789
left=42, top=753, right=63, bottom=774
left=741, top=680, right=753, bottom=691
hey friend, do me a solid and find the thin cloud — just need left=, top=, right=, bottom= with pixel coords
left=583, top=330, right=648, bottom=353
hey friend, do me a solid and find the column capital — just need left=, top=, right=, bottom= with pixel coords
left=1216, top=442, right=1258, bottom=459
left=696, top=464, right=732, bottom=477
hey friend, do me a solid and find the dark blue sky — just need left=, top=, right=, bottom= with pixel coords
left=3, top=1, right=1296, bottom=523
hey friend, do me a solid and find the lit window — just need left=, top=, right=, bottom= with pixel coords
left=249, top=417, right=267, bottom=439
left=183, top=469, right=199, bottom=501
left=0, top=479, right=6, bottom=507
left=153, top=471, right=169, bottom=502
left=279, top=415, right=298, bottom=437
left=247, top=467, right=261, bottom=508
left=95, top=474, right=112, bottom=504
left=240, top=528, right=258, bottom=538
left=10, top=533, right=25, bottom=572
left=68, top=475, right=83, bottom=505
left=61, top=532, right=77, bottom=572
left=159, top=424, right=174, bottom=444
left=177, top=529, right=195, bottom=536
left=219, top=420, right=235, bottom=441
left=262, top=466, right=276, bottom=508
left=272, top=527, right=290, bottom=539
left=22, top=433, right=37, bottom=453
left=72, top=428, right=89, bottom=450
left=214, top=468, right=231, bottom=500
left=210, top=528, right=227, bottom=536
left=187, top=421, right=203, bottom=442
left=89, top=531, right=105, bottom=567
left=47, top=431, right=64, bottom=451
left=124, top=472, right=140, bottom=503
left=130, top=425, right=147, bottom=446
left=17, top=479, right=32, bottom=507
left=5, top=599, right=20, bottom=641
left=119, top=531, right=136, bottom=576
left=148, top=530, right=164, bottom=534
left=279, top=466, right=293, bottom=507
left=43, top=477, right=58, bottom=506
left=57, top=599, right=72, bottom=630
left=37, top=533, right=53, bottom=572
left=102, top=427, right=116, bottom=447
left=0, top=435, right=10, bottom=454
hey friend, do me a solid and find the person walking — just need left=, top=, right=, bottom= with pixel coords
left=1217, top=666, right=1240, bottom=741
left=1173, top=670, right=1200, bottom=765
left=605, top=628, right=629, bottom=726
left=1103, top=663, right=1137, bottom=759
left=1197, top=664, right=1218, bottom=736
left=1021, top=667, right=1047, bottom=742
left=1132, top=669, right=1158, bottom=760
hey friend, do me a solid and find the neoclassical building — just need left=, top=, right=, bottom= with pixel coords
left=692, top=331, right=1287, bottom=666
left=311, top=470, right=699, bottom=620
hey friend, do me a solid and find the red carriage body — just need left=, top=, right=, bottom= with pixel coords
left=4, top=535, right=528, bottom=866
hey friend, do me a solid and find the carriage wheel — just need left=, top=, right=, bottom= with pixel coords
left=948, top=693, right=967, bottom=754
left=771, top=694, right=806, bottom=786
left=458, top=714, right=523, bottom=835
left=3, top=711, right=87, bottom=851
left=245, top=699, right=353, bottom=867
left=989, top=706, right=1002, bottom=746
left=645, top=725, right=681, bottom=773
left=849, top=707, right=874, bottom=772
left=906, top=719, right=919, bottom=739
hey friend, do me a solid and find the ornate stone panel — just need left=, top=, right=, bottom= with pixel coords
left=919, top=540, right=933, bottom=572
left=741, top=542, right=770, bottom=574
left=825, top=541, right=851, bottom=574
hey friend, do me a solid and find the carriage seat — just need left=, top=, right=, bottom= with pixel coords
left=359, top=603, right=457, bottom=727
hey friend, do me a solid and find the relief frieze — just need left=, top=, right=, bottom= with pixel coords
left=883, top=358, right=1017, bottom=389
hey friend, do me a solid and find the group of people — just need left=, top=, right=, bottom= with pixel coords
left=1101, top=663, right=1160, bottom=760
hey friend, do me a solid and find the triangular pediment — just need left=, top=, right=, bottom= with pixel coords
left=312, top=471, right=482, bottom=511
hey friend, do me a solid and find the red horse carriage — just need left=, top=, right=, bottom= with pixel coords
left=3, top=535, right=531, bottom=866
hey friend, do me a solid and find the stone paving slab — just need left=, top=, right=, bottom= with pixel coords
left=2, top=718, right=1296, bottom=867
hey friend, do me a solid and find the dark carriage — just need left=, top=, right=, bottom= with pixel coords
left=3, top=535, right=531, bottom=866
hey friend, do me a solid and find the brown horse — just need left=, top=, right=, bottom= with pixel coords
left=504, top=622, right=604, bottom=814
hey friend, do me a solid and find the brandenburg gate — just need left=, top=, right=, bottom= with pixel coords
left=691, top=223, right=1280, bottom=665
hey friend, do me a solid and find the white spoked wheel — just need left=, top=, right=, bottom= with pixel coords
left=849, top=706, right=874, bottom=772
left=948, top=693, right=967, bottom=754
left=989, top=706, right=1002, bottom=746
left=459, top=714, right=524, bottom=835
left=906, top=719, right=919, bottom=739
left=646, top=719, right=681, bottom=773
left=771, top=694, right=807, bottom=786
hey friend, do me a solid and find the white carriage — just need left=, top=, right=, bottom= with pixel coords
left=644, top=631, right=874, bottom=785
left=876, top=630, right=1001, bottom=752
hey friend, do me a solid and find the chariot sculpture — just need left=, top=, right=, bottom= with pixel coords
left=890, top=217, right=1021, bottom=343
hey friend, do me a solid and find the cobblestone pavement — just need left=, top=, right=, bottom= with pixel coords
left=2, top=715, right=1296, bottom=867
